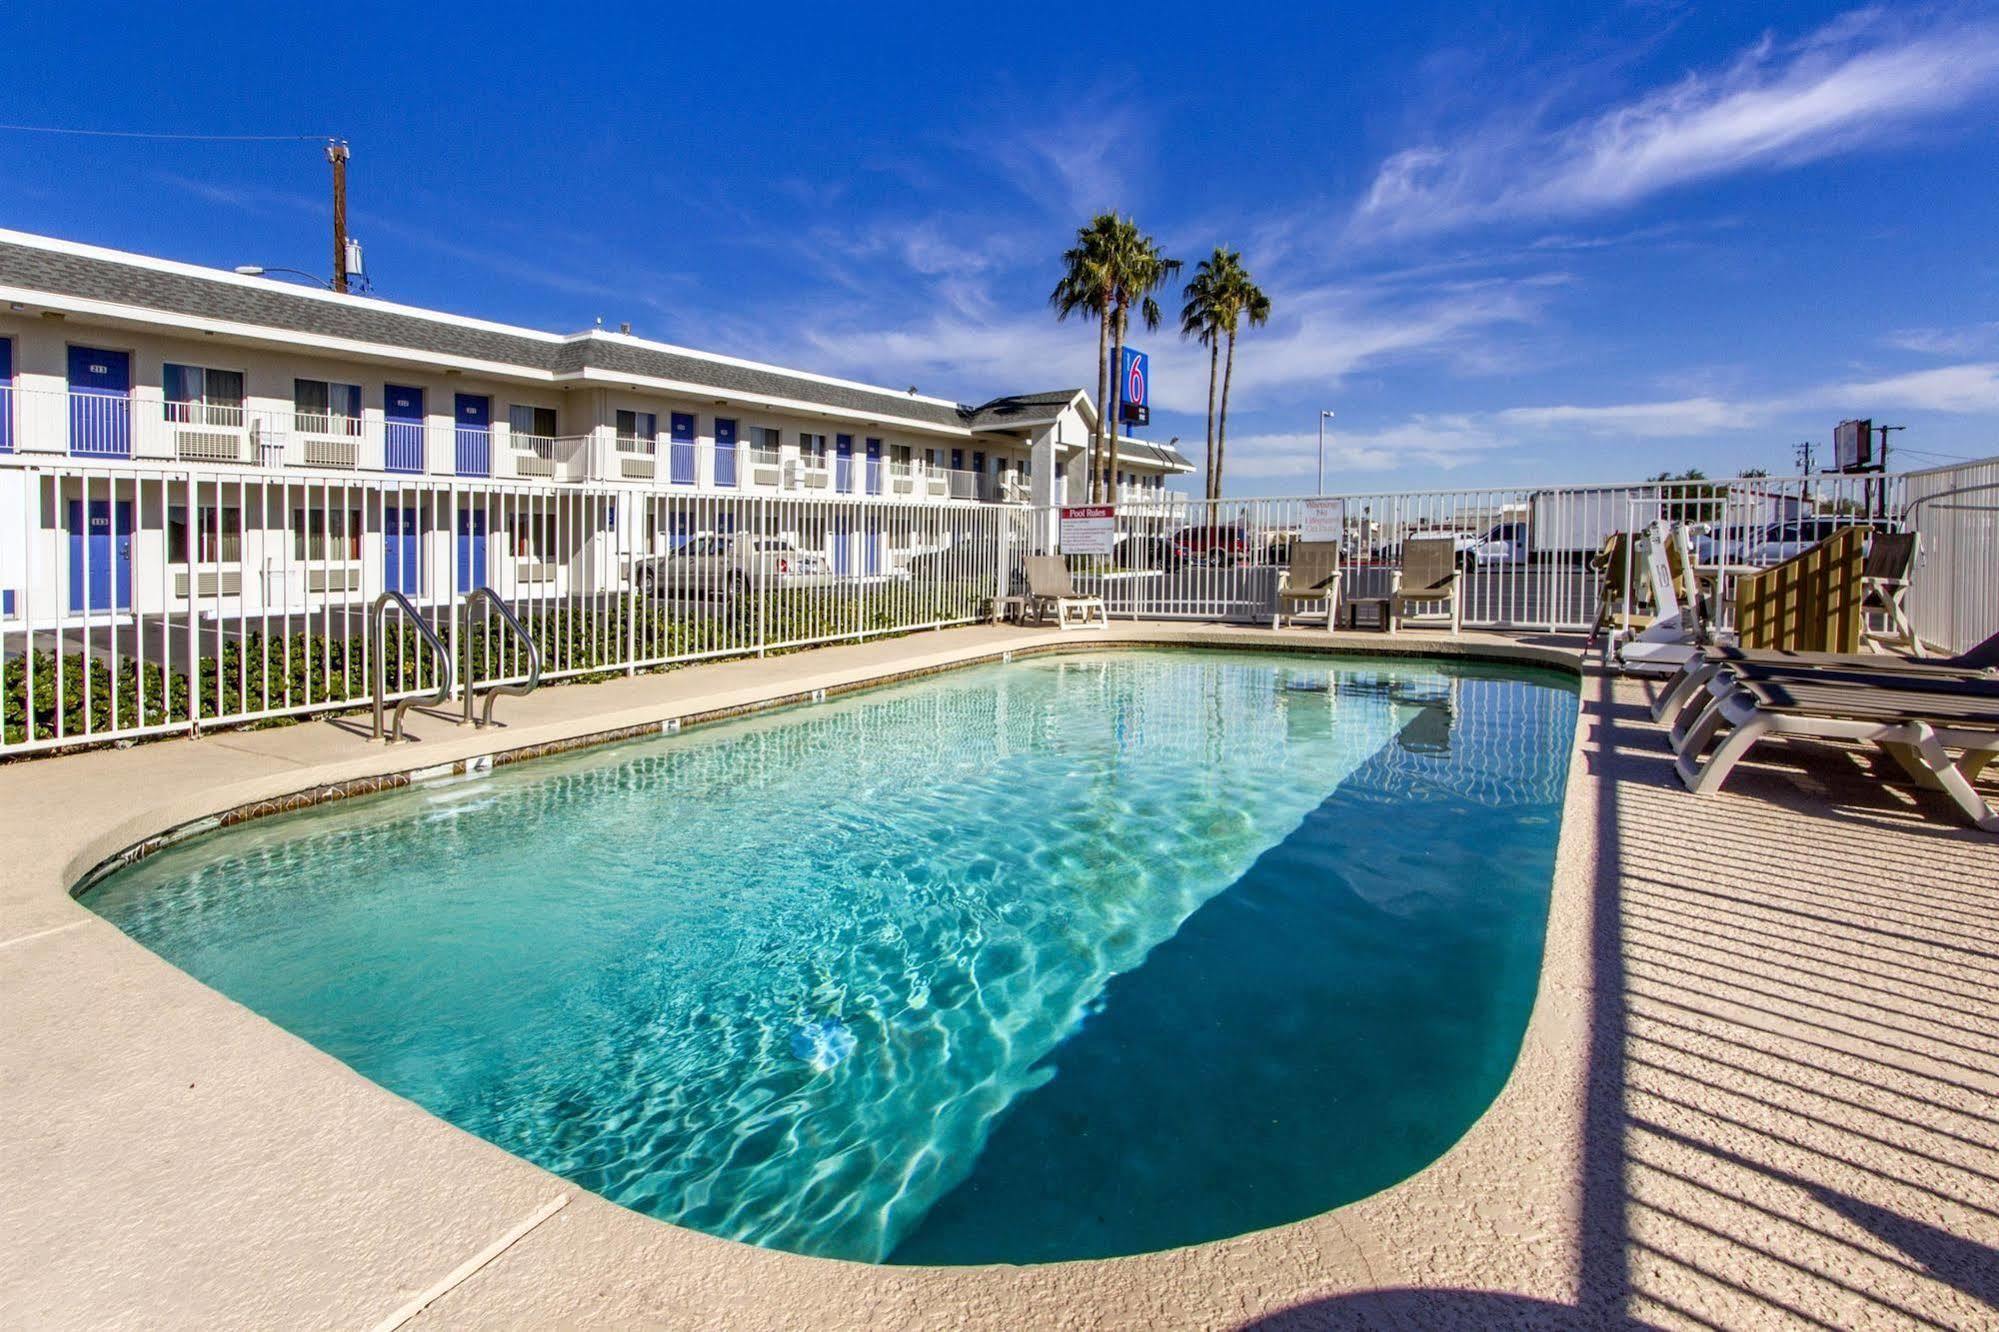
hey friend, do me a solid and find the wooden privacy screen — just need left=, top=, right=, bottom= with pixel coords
left=1732, top=527, right=1867, bottom=652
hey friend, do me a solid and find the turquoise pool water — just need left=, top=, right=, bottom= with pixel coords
left=85, top=650, right=1576, bottom=1264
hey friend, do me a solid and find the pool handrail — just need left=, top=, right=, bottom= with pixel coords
left=459, top=586, right=543, bottom=728
left=371, top=590, right=455, bottom=742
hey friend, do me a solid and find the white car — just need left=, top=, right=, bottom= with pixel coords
left=1741, top=518, right=1881, bottom=565
left=638, top=533, right=835, bottom=596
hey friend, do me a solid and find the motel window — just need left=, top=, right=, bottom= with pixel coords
left=927, top=448, right=945, bottom=471
left=799, top=432, right=828, bottom=463
left=509, top=404, right=559, bottom=440
left=616, top=410, right=657, bottom=449
left=748, top=425, right=781, bottom=458
left=891, top=444, right=912, bottom=467
left=517, top=513, right=560, bottom=561
left=163, top=363, right=245, bottom=427
left=167, top=505, right=242, bottom=564
left=291, top=508, right=362, bottom=562
left=294, top=379, right=363, bottom=436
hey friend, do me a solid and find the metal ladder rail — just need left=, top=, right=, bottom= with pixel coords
left=371, top=590, right=455, bottom=742
left=460, top=586, right=543, bottom=728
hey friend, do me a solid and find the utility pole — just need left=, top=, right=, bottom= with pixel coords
left=1874, top=423, right=1905, bottom=519
left=1794, top=440, right=1815, bottom=475
left=327, top=140, right=350, bottom=294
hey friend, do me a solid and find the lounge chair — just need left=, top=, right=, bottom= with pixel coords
left=1650, top=626, right=1999, bottom=732
left=1672, top=671, right=1999, bottom=832
left=1274, top=540, right=1344, bottom=630
left=1025, top=555, right=1108, bottom=630
left=1861, top=530, right=1922, bottom=657
left=1387, top=535, right=1461, bottom=633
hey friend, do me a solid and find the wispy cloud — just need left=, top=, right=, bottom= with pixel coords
left=1497, top=396, right=1766, bottom=436
left=1351, top=10, right=1999, bottom=239
left=1884, top=322, right=1999, bottom=357
left=973, top=92, right=1146, bottom=218
left=1223, top=416, right=1509, bottom=479
left=1830, top=362, right=1999, bottom=414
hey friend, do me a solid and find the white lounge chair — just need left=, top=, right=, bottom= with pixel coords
left=1672, top=669, right=1999, bottom=832
left=1026, top=556, right=1108, bottom=630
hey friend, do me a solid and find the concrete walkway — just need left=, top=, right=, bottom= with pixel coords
left=1, top=623, right=1993, bottom=1329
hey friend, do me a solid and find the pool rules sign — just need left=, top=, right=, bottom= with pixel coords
left=1059, top=505, right=1116, bottom=556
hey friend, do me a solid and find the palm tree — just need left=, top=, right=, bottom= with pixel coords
left=1100, top=218, right=1181, bottom=507
left=1203, top=250, right=1270, bottom=501
left=1050, top=214, right=1118, bottom=501
left=1179, top=254, right=1226, bottom=497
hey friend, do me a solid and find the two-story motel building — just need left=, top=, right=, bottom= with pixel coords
left=0, top=228, right=1191, bottom=621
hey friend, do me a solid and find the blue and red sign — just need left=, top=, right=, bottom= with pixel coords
left=1119, top=347, right=1149, bottom=427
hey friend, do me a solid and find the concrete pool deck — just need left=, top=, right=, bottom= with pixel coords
left=1, top=622, right=1994, bottom=1329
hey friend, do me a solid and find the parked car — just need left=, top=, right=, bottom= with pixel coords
left=1690, top=517, right=1884, bottom=567
left=637, top=533, right=834, bottom=596
left=1742, top=517, right=1888, bottom=564
left=1467, top=521, right=1531, bottom=564
left=1165, top=524, right=1252, bottom=568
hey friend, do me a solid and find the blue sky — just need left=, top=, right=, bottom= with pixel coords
left=3, top=1, right=1997, bottom=493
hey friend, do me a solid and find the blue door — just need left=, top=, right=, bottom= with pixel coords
left=456, top=508, right=488, bottom=594
left=0, top=338, right=13, bottom=452
left=385, top=385, right=425, bottom=473
left=67, top=499, right=133, bottom=611
left=831, top=518, right=851, bottom=575
left=865, top=437, right=882, bottom=494
left=864, top=518, right=881, bottom=574
left=670, top=413, right=696, bottom=484
left=835, top=435, right=854, bottom=491
left=454, top=394, right=491, bottom=476
left=68, top=347, right=131, bottom=457
left=385, top=506, right=421, bottom=594
left=714, top=418, right=737, bottom=487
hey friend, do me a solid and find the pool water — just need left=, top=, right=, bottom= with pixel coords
left=85, top=650, right=1576, bottom=1264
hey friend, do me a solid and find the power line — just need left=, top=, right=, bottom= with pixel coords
left=0, top=123, right=334, bottom=143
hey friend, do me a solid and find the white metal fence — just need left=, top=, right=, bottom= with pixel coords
left=1, top=462, right=1017, bottom=754
left=1902, top=457, right=1999, bottom=656
left=1054, top=471, right=1913, bottom=633
left=3, top=459, right=1986, bottom=756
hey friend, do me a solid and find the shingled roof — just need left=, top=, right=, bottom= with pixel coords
left=0, top=232, right=1097, bottom=436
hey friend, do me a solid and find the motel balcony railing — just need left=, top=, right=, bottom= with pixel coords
left=0, top=389, right=1047, bottom=505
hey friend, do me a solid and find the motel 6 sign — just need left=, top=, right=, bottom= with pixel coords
left=1119, top=347, right=1150, bottom=427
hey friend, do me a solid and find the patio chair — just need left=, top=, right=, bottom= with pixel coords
left=1588, top=532, right=1655, bottom=645
left=1861, top=530, right=1922, bottom=657
left=1672, top=671, right=1999, bottom=832
left=1387, top=535, right=1461, bottom=633
left=1651, top=626, right=1999, bottom=732
left=1025, top=555, right=1107, bottom=631
left=1274, top=541, right=1344, bottom=630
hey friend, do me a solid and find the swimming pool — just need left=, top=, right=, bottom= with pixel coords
left=84, top=649, right=1577, bottom=1265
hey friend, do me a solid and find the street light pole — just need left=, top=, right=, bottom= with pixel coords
left=1317, top=410, right=1335, bottom=495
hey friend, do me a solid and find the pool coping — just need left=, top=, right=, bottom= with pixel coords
left=1, top=622, right=1602, bottom=1329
